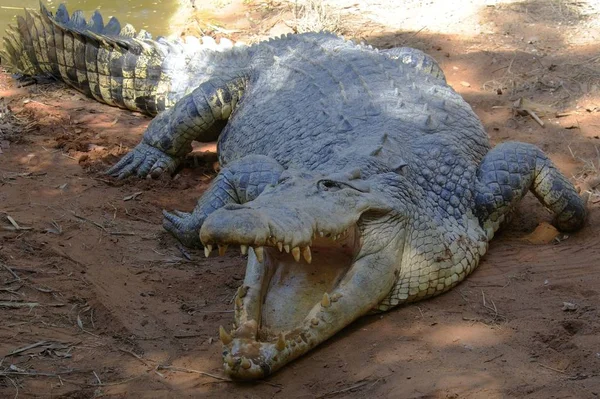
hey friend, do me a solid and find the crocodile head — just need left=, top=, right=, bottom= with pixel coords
left=200, top=166, right=414, bottom=379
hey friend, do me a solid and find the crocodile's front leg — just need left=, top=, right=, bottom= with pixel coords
left=475, top=141, right=586, bottom=238
left=163, top=155, right=285, bottom=248
left=107, top=76, right=247, bottom=179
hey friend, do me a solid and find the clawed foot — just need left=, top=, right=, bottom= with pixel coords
left=107, top=143, right=181, bottom=179
left=163, top=210, right=203, bottom=248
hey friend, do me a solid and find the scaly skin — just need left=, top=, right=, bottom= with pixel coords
left=1, top=3, right=243, bottom=115
left=4, top=4, right=587, bottom=380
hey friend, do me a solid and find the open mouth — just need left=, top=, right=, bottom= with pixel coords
left=204, top=224, right=363, bottom=379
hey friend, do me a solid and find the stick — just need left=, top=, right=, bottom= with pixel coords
left=317, top=380, right=370, bottom=398
left=538, top=362, right=567, bottom=374
left=483, top=354, right=504, bottom=363
left=118, top=348, right=152, bottom=366
left=156, top=365, right=232, bottom=383
left=93, top=371, right=102, bottom=385
left=5, top=340, right=48, bottom=357
left=89, top=375, right=141, bottom=387
left=0, top=371, right=65, bottom=377
left=1, top=263, right=20, bottom=280
left=0, top=6, right=35, bottom=10
left=526, top=109, right=545, bottom=127
left=5, top=374, right=18, bottom=399
left=0, top=301, right=38, bottom=308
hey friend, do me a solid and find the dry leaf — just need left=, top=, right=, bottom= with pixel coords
left=522, top=222, right=559, bottom=244
left=123, top=191, right=143, bottom=201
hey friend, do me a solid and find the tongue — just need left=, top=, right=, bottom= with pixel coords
left=261, top=246, right=353, bottom=334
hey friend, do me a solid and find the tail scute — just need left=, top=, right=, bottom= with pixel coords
left=1, top=3, right=244, bottom=115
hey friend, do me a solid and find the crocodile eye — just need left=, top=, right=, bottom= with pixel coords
left=317, top=179, right=345, bottom=192
left=317, top=179, right=370, bottom=193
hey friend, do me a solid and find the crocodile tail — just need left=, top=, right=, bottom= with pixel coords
left=1, top=3, right=237, bottom=115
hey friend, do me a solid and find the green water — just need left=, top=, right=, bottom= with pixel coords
left=0, top=0, right=180, bottom=44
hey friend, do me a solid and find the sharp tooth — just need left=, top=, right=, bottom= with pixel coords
left=319, top=231, right=324, bottom=237
left=218, top=244, right=228, bottom=256
left=292, top=247, right=300, bottom=262
left=240, top=245, right=248, bottom=255
left=284, top=244, right=290, bottom=253
left=219, top=325, right=232, bottom=345
left=321, top=293, right=331, bottom=308
left=310, top=317, right=319, bottom=326
left=275, top=333, right=286, bottom=351
left=302, top=246, right=312, bottom=264
left=332, top=235, right=337, bottom=241
left=240, top=357, right=251, bottom=369
left=331, top=292, right=342, bottom=302
left=254, top=246, right=264, bottom=262
left=237, top=285, right=248, bottom=298
left=204, top=244, right=213, bottom=258
left=225, top=354, right=236, bottom=367
left=235, top=296, right=243, bottom=308
left=277, top=242, right=283, bottom=252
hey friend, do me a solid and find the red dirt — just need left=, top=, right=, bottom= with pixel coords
left=1, top=1, right=599, bottom=397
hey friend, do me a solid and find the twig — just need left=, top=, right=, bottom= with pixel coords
left=0, top=286, right=22, bottom=293
left=538, top=362, right=568, bottom=374
left=526, top=109, right=545, bottom=127
left=156, top=365, right=232, bottom=383
left=0, top=371, right=69, bottom=377
left=1, top=6, right=35, bottom=10
left=5, top=374, right=18, bottom=399
left=0, top=301, right=38, bottom=308
left=93, top=371, right=102, bottom=385
left=71, top=211, right=135, bottom=236
left=118, top=348, right=152, bottom=366
left=92, top=375, right=141, bottom=386
left=1, top=263, right=20, bottom=281
left=71, top=212, right=108, bottom=233
left=195, top=310, right=234, bottom=314
left=481, top=290, right=504, bottom=321
left=89, top=375, right=141, bottom=387
left=124, top=208, right=153, bottom=224
left=317, top=380, right=370, bottom=398
left=5, top=340, right=49, bottom=357
left=484, top=354, right=504, bottom=363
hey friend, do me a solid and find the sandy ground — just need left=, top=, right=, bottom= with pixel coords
left=1, top=0, right=600, bottom=397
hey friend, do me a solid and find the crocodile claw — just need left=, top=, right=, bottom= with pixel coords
left=106, top=143, right=180, bottom=179
left=162, top=209, right=203, bottom=248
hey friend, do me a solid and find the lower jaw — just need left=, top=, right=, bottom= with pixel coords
left=222, top=236, right=358, bottom=379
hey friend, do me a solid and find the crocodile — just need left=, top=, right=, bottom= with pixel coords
left=3, top=3, right=587, bottom=380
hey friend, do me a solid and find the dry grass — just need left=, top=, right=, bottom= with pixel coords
left=506, top=0, right=597, bottom=24
left=482, top=52, right=600, bottom=107
left=291, top=0, right=342, bottom=34
left=568, top=143, right=600, bottom=204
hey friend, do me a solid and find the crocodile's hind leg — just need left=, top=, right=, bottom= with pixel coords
left=474, top=141, right=586, bottom=238
left=107, top=76, right=247, bottom=179
left=163, top=155, right=284, bottom=248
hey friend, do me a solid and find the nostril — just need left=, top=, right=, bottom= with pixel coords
left=317, top=179, right=342, bottom=191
